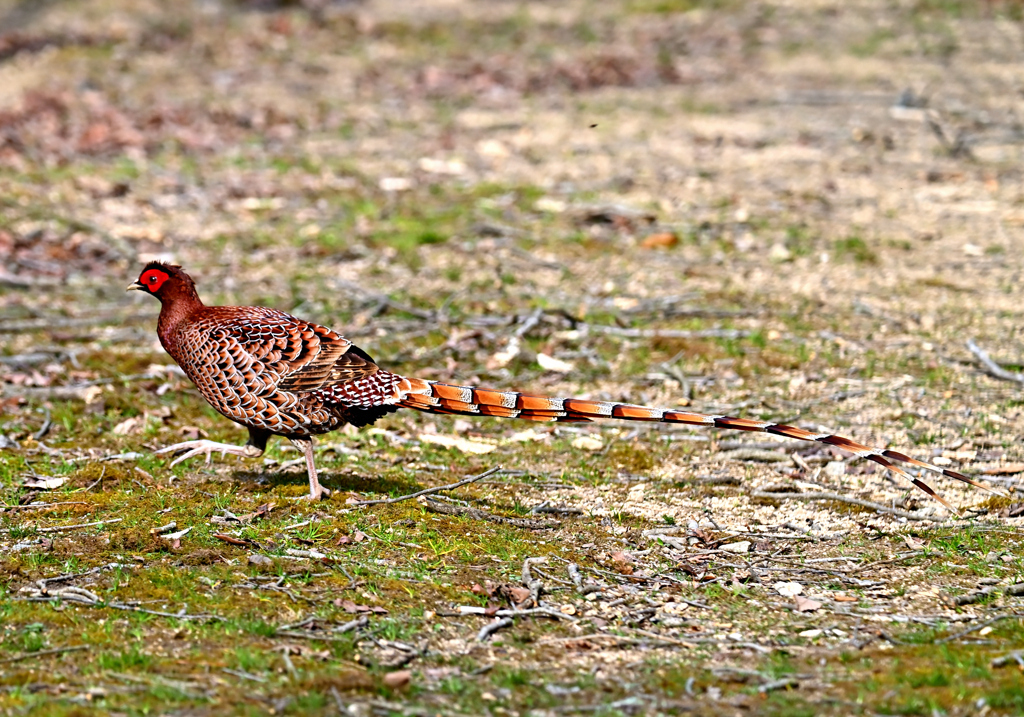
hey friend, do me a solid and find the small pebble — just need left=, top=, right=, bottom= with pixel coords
left=774, top=581, right=803, bottom=597
left=720, top=541, right=751, bottom=554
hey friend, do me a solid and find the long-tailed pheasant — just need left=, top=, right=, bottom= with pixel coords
left=129, top=262, right=996, bottom=506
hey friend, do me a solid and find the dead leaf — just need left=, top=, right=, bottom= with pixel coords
left=509, top=586, right=531, bottom=605
left=23, top=476, right=67, bottom=490
left=903, top=535, right=926, bottom=551
left=833, top=594, right=857, bottom=602
left=337, top=529, right=369, bottom=545
left=640, top=232, right=678, bottom=249
left=112, top=416, right=144, bottom=435
left=611, top=551, right=634, bottom=575
left=689, top=525, right=713, bottom=544
left=179, top=426, right=208, bottom=440
left=383, top=670, right=411, bottom=689
left=254, top=502, right=275, bottom=518
left=794, top=595, right=822, bottom=612
left=999, top=503, right=1024, bottom=518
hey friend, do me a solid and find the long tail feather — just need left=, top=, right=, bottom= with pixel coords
left=393, top=377, right=1000, bottom=511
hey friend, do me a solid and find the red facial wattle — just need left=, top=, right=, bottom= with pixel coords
left=139, top=269, right=169, bottom=293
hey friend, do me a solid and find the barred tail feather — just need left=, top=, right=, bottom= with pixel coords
left=394, top=378, right=1000, bottom=511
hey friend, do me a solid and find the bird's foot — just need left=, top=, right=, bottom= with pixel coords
left=301, top=486, right=332, bottom=501
left=155, top=439, right=262, bottom=468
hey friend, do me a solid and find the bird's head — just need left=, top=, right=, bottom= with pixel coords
left=127, top=262, right=198, bottom=303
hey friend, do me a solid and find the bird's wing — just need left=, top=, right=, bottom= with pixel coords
left=197, top=307, right=350, bottom=391
left=186, top=307, right=402, bottom=417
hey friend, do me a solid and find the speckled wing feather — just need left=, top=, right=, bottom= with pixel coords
left=170, top=307, right=359, bottom=436
left=391, top=378, right=997, bottom=511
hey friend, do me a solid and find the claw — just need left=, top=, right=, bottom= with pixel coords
left=154, top=439, right=258, bottom=467
left=302, top=487, right=332, bottom=501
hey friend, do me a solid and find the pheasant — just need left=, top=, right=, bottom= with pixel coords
left=129, top=262, right=996, bottom=506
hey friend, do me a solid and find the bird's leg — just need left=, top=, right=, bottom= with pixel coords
left=155, top=427, right=270, bottom=468
left=289, top=436, right=330, bottom=501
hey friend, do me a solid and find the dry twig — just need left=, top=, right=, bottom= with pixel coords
left=752, top=491, right=946, bottom=522
left=992, top=651, right=1024, bottom=669
left=352, top=466, right=504, bottom=506
left=1, top=518, right=123, bottom=534
left=476, top=617, right=514, bottom=642
left=0, top=644, right=90, bottom=664
left=936, top=613, right=1024, bottom=644
left=420, top=497, right=558, bottom=529
left=966, top=339, right=1024, bottom=385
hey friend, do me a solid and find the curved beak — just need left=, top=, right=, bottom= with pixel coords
left=126, top=281, right=145, bottom=292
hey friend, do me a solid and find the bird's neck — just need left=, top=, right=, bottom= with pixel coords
left=156, top=289, right=205, bottom=354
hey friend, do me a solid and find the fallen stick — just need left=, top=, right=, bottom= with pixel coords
left=992, top=651, right=1024, bottom=668
left=581, top=325, right=749, bottom=340
left=18, top=585, right=223, bottom=621
left=222, top=668, right=266, bottom=683
left=455, top=605, right=577, bottom=622
left=936, top=613, right=1024, bottom=644
left=1, top=502, right=90, bottom=511
left=967, top=339, right=1024, bottom=385
left=0, top=644, right=89, bottom=664
left=751, top=491, right=946, bottom=522
left=952, top=583, right=1024, bottom=606
left=477, top=617, right=514, bottom=642
left=758, top=677, right=799, bottom=694
left=352, top=466, right=504, bottom=506
left=1, top=518, right=123, bottom=534
left=420, top=497, right=557, bottom=529
left=276, top=615, right=369, bottom=641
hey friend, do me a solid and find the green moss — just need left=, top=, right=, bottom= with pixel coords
left=833, top=235, right=878, bottom=264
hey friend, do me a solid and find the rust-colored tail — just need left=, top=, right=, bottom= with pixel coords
left=393, top=377, right=998, bottom=511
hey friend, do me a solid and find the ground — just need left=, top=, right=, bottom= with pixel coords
left=1, top=0, right=1024, bottom=715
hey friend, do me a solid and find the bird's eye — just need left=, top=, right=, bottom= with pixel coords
left=149, top=275, right=157, bottom=283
